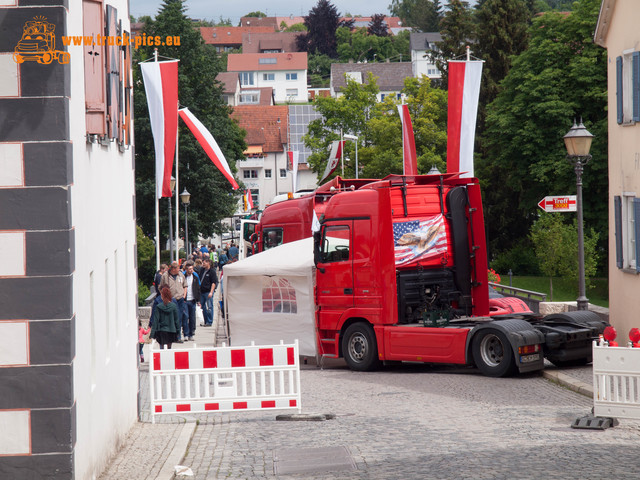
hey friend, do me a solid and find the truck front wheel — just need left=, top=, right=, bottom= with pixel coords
left=342, top=323, right=381, bottom=371
left=472, top=330, right=516, bottom=377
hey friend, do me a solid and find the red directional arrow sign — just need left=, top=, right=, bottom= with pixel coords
left=538, top=195, right=577, bottom=212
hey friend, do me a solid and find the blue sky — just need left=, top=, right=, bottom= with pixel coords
left=129, top=0, right=396, bottom=24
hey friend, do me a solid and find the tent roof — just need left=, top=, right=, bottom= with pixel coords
left=223, top=237, right=314, bottom=277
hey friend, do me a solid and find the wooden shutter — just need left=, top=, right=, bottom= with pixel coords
left=634, top=198, right=640, bottom=272
left=105, top=5, right=120, bottom=140
left=614, top=195, right=623, bottom=268
left=84, top=0, right=106, bottom=135
left=633, top=52, right=640, bottom=122
left=616, top=56, right=623, bottom=124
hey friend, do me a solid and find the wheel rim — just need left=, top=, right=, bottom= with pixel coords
left=479, top=333, right=504, bottom=367
left=347, top=332, right=368, bottom=363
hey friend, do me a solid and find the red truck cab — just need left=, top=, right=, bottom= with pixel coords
left=312, top=174, right=542, bottom=377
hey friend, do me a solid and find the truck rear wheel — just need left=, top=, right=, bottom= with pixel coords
left=342, top=323, right=380, bottom=371
left=472, top=330, right=516, bottom=377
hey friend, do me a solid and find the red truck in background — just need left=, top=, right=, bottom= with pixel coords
left=245, top=173, right=607, bottom=377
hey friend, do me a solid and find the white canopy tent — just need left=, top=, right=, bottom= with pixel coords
left=222, top=238, right=317, bottom=356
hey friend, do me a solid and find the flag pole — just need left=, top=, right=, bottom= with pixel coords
left=401, top=100, right=406, bottom=176
left=340, top=129, right=344, bottom=177
left=175, top=127, right=180, bottom=261
left=153, top=48, right=161, bottom=271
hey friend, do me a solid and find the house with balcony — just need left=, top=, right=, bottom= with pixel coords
left=231, top=105, right=293, bottom=209
left=242, top=32, right=303, bottom=53
left=594, top=0, right=640, bottom=337
left=200, top=26, right=274, bottom=53
left=410, top=32, right=443, bottom=80
left=330, top=61, right=413, bottom=101
left=227, top=52, right=308, bottom=104
left=216, top=72, right=275, bottom=107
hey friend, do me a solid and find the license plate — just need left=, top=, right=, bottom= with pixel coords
left=520, top=353, right=540, bottom=364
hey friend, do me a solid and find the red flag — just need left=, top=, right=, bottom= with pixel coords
left=397, top=104, right=418, bottom=176
left=319, top=140, right=344, bottom=182
left=447, top=61, right=482, bottom=177
left=140, top=60, right=179, bottom=198
left=179, top=108, right=239, bottom=190
left=245, top=189, right=254, bottom=210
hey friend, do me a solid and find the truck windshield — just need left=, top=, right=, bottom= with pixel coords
left=263, top=228, right=283, bottom=250
left=320, top=225, right=350, bottom=263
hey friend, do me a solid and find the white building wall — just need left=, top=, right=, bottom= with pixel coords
left=67, top=2, right=138, bottom=479
left=254, top=69, right=307, bottom=103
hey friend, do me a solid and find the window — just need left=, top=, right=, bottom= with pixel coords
left=239, top=92, right=259, bottom=104
left=286, top=88, right=298, bottom=97
left=615, top=194, right=640, bottom=271
left=243, top=169, right=258, bottom=179
left=263, top=227, right=283, bottom=250
left=279, top=168, right=287, bottom=178
left=616, top=51, right=640, bottom=124
left=240, top=72, right=255, bottom=86
left=320, top=225, right=350, bottom=263
left=264, top=169, right=272, bottom=178
left=263, top=73, right=275, bottom=81
left=250, top=188, right=259, bottom=207
left=259, top=57, right=277, bottom=64
left=346, top=72, right=362, bottom=83
left=380, top=93, right=385, bottom=101
left=83, top=0, right=106, bottom=135
left=286, top=72, right=298, bottom=81
left=262, top=277, right=297, bottom=313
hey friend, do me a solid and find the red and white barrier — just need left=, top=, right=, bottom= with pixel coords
left=593, top=337, right=640, bottom=420
left=149, top=340, right=301, bottom=422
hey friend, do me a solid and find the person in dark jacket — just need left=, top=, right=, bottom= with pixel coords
left=199, top=257, right=218, bottom=326
left=150, top=287, right=180, bottom=349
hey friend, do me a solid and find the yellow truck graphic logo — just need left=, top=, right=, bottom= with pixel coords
left=13, top=16, right=70, bottom=65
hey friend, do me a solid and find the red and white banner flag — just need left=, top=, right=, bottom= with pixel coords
left=288, top=151, right=299, bottom=192
left=179, top=108, right=239, bottom=190
left=244, top=189, right=254, bottom=211
left=319, top=140, right=344, bottom=183
left=397, top=104, right=418, bottom=176
left=447, top=60, right=483, bottom=178
left=140, top=60, right=179, bottom=198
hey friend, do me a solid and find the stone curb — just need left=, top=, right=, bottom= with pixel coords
left=542, top=370, right=593, bottom=398
left=156, top=418, right=197, bottom=480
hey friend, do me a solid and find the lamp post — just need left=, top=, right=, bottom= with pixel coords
left=563, top=119, right=593, bottom=311
left=180, top=188, right=191, bottom=257
left=343, top=134, right=359, bottom=179
left=168, top=176, right=176, bottom=262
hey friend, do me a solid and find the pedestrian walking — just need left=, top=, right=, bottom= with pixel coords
left=199, top=257, right=218, bottom=327
left=159, top=261, right=187, bottom=343
left=150, top=287, right=180, bottom=349
left=182, top=261, right=200, bottom=341
left=138, top=322, right=150, bottom=362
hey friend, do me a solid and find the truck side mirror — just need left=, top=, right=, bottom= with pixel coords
left=313, top=231, right=324, bottom=272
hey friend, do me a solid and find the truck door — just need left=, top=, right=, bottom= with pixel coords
left=316, top=222, right=354, bottom=330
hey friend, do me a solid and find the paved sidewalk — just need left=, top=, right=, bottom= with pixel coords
left=99, top=301, right=600, bottom=480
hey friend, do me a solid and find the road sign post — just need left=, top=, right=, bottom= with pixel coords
left=537, top=196, right=577, bottom=213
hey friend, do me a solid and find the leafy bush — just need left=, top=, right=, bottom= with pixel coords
left=490, top=240, right=541, bottom=276
left=138, top=280, right=151, bottom=307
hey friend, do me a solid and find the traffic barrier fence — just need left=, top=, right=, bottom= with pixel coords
left=593, top=340, right=640, bottom=420
left=149, top=340, right=301, bottom=422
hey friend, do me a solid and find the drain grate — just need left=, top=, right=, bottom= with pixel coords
left=273, top=445, right=357, bottom=475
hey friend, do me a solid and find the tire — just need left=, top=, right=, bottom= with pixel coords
left=342, top=323, right=381, bottom=371
left=13, top=54, right=24, bottom=64
left=471, top=329, right=517, bottom=377
left=38, top=52, right=53, bottom=65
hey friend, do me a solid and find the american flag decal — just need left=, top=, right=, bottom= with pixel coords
left=393, top=215, right=447, bottom=265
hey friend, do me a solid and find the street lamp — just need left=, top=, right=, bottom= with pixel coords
left=168, top=176, right=176, bottom=262
left=563, top=119, right=593, bottom=311
left=344, top=134, right=359, bottom=179
left=180, top=188, right=191, bottom=257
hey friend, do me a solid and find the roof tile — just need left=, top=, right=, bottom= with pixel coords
left=231, top=105, right=289, bottom=153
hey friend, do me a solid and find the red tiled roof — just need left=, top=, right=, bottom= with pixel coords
left=227, top=52, right=307, bottom=72
left=216, top=72, right=239, bottom=94
left=231, top=105, right=289, bottom=153
left=242, top=32, right=303, bottom=53
left=200, top=26, right=274, bottom=45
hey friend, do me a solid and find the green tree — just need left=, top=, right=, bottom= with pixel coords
left=335, top=27, right=410, bottom=64
left=307, top=52, right=333, bottom=87
left=531, top=213, right=599, bottom=300
left=305, top=75, right=447, bottom=179
left=479, top=0, right=607, bottom=268
left=434, top=1, right=475, bottom=88
left=368, top=14, right=390, bottom=37
left=389, top=0, right=444, bottom=32
left=475, top=0, right=530, bottom=109
left=134, top=0, right=245, bottom=244
left=244, top=11, right=266, bottom=17
left=297, top=0, right=349, bottom=58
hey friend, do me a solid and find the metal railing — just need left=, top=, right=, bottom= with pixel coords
left=488, top=282, right=547, bottom=313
